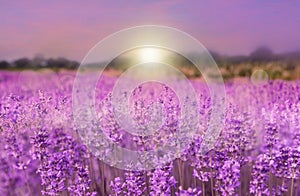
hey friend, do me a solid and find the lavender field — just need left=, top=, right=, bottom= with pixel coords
left=0, top=70, right=299, bottom=196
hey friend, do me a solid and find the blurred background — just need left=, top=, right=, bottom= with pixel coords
left=1, top=0, right=300, bottom=79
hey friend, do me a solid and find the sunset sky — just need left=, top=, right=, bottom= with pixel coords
left=1, top=0, right=300, bottom=61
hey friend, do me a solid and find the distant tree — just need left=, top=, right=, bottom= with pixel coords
left=32, top=54, right=46, bottom=68
left=46, top=57, right=79, bottom=69
left=13, top=58, right=31, bottom=68
left=0, top=60, right=10, bottom=69
left=46, top=58, right=66, bottom=68
left=250, top=46, right=273, bottom=61
left=68, top=61, right=79, bottom=69
left=56, top=57, right=69, bottom=68
left=49, top=58, right=66, bottom=68
left=46, top=58, right=56, bottom=68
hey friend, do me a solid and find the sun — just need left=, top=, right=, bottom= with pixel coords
left=138, top=47, right=162, bottom=63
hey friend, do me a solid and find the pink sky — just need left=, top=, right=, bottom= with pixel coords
left=1, top=0, right=300, bottom=61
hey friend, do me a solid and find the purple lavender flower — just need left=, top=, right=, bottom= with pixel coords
left=176, top=186, right=202, bottom=196
left=32, top=128, right=94, bottom=195
left=250, top=154, right=271, bottom=195
left=149, top=163, right=176, bottom=196
left=110, top=177, right=124, bottom=196
left=215, top=159, right=240, bottom=195
left=0, top=71, right=300, bottom=195
left=123, top=171, right=146, bottom=196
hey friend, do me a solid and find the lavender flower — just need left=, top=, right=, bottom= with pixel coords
left=250, top=154, right=271, bottom=195
left=176, top=186, right=202, bottom=196
left=110, top=177, right=124, bottom=196
left=149, top=163, right=176, bottom=196
left=0, top=71, right=300, bottom=195
left=215, top=159, right=240, bottom=195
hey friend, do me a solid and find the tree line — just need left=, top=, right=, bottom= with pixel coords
left=0, top=56, right=79, bottom=70
left=1, top=47, right=300, bottom=70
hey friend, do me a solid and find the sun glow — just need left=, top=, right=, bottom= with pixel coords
left=138, top=48, right=162, bottom=63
